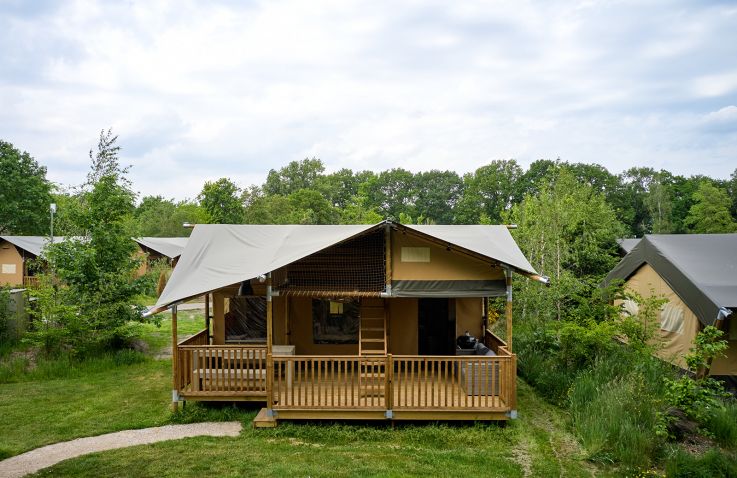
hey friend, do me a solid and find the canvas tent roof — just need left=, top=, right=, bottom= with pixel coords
left=0, top=236, right=69, bottom=257
left=617, top=238, right=640, bottom=254
left=151, top=221, right=538, bottom=313
left=604, top=234, right=737, bottom=326
left=134, top=237, right=188, bottom=259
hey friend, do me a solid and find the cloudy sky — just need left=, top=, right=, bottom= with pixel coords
left=1, top=0, right=736, bottom=200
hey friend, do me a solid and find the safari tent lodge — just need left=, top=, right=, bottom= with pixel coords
left=605, top=234, right=737, bottom=390
left=148, top=221, right=547, bottom=426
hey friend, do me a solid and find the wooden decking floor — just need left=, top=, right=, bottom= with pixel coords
left=273, top=369, right=507, bottom=411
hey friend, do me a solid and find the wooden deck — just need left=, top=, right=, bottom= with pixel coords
left=176, top=330, right=517, bottom=422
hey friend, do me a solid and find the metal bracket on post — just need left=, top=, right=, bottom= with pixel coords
left=172, top=390, right=180, bottom=403
left=506, top=410, right=518, bottom=419
left=385, top=410, right=394, bottom=419
left=266, top=409, right=277, bottom=418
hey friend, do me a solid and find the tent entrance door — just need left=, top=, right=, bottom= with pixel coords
left=418, top=298, right=455, bottom=355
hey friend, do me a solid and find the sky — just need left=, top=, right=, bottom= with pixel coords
left=1, top=0, right=736, bottom=201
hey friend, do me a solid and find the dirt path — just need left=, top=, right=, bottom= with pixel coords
left=0, top=422, right=242, bottom=478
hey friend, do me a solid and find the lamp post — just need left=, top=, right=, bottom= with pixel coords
left=50, top=203, right=57, bottom=242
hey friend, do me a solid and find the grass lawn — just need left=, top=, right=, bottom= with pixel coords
left=137, top=310, right=207, bottom=356
left=28, top=381, right=613, bottom=477
left=0, top=358, right=172, bottom=457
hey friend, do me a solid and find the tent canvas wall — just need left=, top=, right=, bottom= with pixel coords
left=604, top=234, right=737, bottom=388
left=133, top=237, right=189, bottom=276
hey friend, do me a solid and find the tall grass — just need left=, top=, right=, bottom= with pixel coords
left=0, top=349, right=147, bottom=384
left=567, top=351, right=671, bottom=468
left=704, top=400, right=737, bottom=449
left=664, top=447, right=737, bottom=477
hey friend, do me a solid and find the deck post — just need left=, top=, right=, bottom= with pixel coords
left=171, top=304, right=179, bottom=412
left=385, top=354, right=393, bottom=417
left=510, top=353, right=518, bottom=417
left=204, top=293, right=211, bottom=343
left=385, top=221, right=392, bottom=295
left=505, top=267, right=513, bottom=353
left=266, top=273, right=274, bottom=416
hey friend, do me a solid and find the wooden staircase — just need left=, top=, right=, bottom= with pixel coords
left=359, top=298, right=387, bottom=397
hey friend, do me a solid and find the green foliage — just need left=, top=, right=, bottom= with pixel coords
left=557, top=320, right=619, bottom=369
left=25, top=131, right=147, bottom=356
left=0, top=288, right=10, bottom=344
left=568, top=355, right=668, bottom=469
left=456, top=159, right=523, bottom=224
left=264, top=158, right=325, bottom=196
left=662, top=326, right=730, bottom=423
left=684, top=182, right=737, bottom=233
left=198, top=177, right=245, bottom=223
left=703, top=400, right=737, bottom=448
left=617, top=289, right=667, bottom=353
left=0, top=140, right=53, bottom=234
left=664, top=448, right=737, bottom=478
left=138, top=258, right=172, bottom=297
left=134, top=196, right=210, bottom=236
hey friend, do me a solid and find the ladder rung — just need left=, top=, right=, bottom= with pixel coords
left=361, top=338, right=385, bottom=343
left=361, top=327, right=384, bottom=332
left=361, top=350, right=385, bottom=355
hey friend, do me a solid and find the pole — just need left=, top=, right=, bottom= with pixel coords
left=171, top=305, right=179, bottom=412
left=505, top=267, right=513, bottom=353
left=204, top=293, right=211, bottom=343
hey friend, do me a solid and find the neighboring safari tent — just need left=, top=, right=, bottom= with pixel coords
left=0, top=236, right=66, bottom=287
left=617, top=238, right=640, bottom=256
left=149, top=221, right=547, bottom=425
left=604, top=234, right=737, bottom=388
left=133, top=237, right=188, bottom=275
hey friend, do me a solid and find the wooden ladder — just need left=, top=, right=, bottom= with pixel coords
left=359, top=298, right=387, bottom=397
left=359, top=298, right=387, bottom=356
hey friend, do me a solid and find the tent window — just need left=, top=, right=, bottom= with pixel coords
left=621, top=299, right=639, bottom=317
left=312, top=299, right=359, bottom=344
left=401, top=247, right=430, bottom=263
left=225, top=296, right=267, bottom=343
left=1, top=264, right=16, bottom=274
left=660, top=303, right=684, bottom=334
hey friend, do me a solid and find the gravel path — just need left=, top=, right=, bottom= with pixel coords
left=0, top=422, right=242, bottom=478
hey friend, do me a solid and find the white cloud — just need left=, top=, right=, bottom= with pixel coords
left=0, top=0, right=736, bottom=200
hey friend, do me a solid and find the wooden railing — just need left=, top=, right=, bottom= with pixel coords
left=484, top=329, right=511, bottom=355
left=272, top=354, right=514, bottom=412
left=176, top=343, right=267, bottom=397
left=179, top=328, right=209, bottom=346
left=22, top=276, right=40, bottom=289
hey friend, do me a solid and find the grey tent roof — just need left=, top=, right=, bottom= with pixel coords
left=134, top=237, right=189, bottom=259
left=604, top=234, right=737, bottom=326
left=0, top=236, right=69, bottom=257
left=152, top=221, right=537, bottom=312
left=617, top=238, right=641, bottom=254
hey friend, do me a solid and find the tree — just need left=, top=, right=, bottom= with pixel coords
left=134, top=196, right=210, bottom=236
left=0, top=140, right=53, bottom=234
left=361, top=168, right=417, bottom=220
left=644, top=179, right=674, bottom=233
left=684, top=182, right=737, bottom=233
left=455, top=160, right=523, bottom=224
left=198, top=178, right=244, bottom=224
left=288, top=189, right=341, bottom=224
left=507, top=170, right=624, bottom=321
left=34, top=131, right=145, bottom=355
left=729, top=168, right=737, bottom=221
left=86, top=129, right=129, bottom=187
left=414, top=170, right=464, bottom=224
left=264, top=158, right=325, bottom=196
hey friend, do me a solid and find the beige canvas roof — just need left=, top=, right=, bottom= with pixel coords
left=0, top=236, right=69, bottom=257
left=151, top=221, right=537, bottom=313
left=134, top=237, right=189, bottom=259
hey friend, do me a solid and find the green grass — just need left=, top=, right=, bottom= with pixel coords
left=136, top=310, right=207, bottom=355
left=30, top=381, right=612, bottom=478
left=0, top=357, right=173, bottom=457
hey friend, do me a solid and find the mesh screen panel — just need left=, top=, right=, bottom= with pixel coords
left=272, top=229, right=385, bottom=294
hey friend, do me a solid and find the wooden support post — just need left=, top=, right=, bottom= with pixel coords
left=266, top=353, right=274, bottom=413
left=284, top=296, right=290, bottom=345
left=385, top=354, right=393, bottom=414
left=171, top=305, right=179, bottom=412
left=505, top=268, right=513, bottom=353
left=510, top=353, right=518, bottom=414
left=212, top=292, right=225, bottom=345
left=204, top=293, right=211, bottom=343
left=385, top=222, right=392, bottom=295
left=267, top=273, right=273, bottom=356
